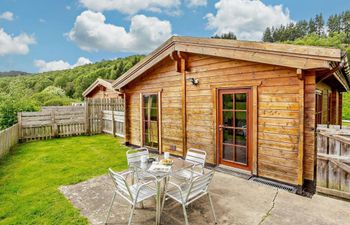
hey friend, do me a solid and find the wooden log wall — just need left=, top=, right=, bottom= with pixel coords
left=304, top=72, right=316, bottom=181
left=123, top=54, right=306, bottom=185
left=124, top=59, right=183, bottom=154
left=0, top=124, right=19, bottom=159
left=316, top=126, right=350, bottom=200
left=186, top=54, right=302, bottom=184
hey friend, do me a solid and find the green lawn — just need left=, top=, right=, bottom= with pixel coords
left=343, top=121, right=350, bottom=126
left=0, top=135, right=129, bottom=225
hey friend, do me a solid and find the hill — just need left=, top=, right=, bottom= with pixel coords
left=0, top=55, right=144, bottom=129
left=0, top=71, right=30, bottom=77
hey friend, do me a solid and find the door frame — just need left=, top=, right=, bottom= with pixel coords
left=216, top=87, right=253, bottom=171
left=140, top=92, right=160, bottom=151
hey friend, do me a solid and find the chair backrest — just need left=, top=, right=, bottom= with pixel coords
left=185, top=148, right=207, bottom=167
left=109, top=169, right=133, bottom=202
left=185, top=170, right=214, bottom=202
left=126, top=147, right=149, bottom=165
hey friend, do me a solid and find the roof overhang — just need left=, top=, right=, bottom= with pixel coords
left=82, top=78, right=117, bottom=97
left=113, top=36, right=349, bottom=90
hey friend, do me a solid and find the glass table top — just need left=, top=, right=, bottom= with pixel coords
left=129, top=156, right=195, bottom=179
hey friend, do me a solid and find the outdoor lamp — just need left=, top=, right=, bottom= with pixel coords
left=187, top=77, right=199, bottom=85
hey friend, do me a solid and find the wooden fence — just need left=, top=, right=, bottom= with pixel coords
left=0, top=124, right=19, bottom=159
left=15, top=98, right=125, bottom=142
left=102, top=110, right=125, bottom=137
left=18, top=108, right=86, bottom=142
left=317, top=125, right=350, bottom=200
left=85, top=98, right=125, bottom=135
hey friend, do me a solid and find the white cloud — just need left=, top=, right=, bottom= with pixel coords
left=0, top=11, right=14, bottom=21
left=0, top=28, right=35, bottom=56
left=187, top=0, right=207, bottom=7
left=34, top=57, right=92, bottom=72
left=39, top=18, right=46, bottom=23
left=66, top=5, right=71, bottom=10
left=79, top=0, right=180, bottom=15
left=205, top=0, right=291, bottom=41
left=74, top=57, right=92, bottom=67
left=67, top=10, right=172, bottom=53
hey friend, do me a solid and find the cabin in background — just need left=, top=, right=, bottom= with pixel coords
left=108, top=36, right=349, bottom=190
left=83, top=78, right=121, bottom=99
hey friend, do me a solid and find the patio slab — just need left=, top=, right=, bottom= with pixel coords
left=59, top=171, right=350, bottom=225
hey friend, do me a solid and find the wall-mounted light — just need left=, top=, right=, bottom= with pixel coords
left=187, top=77, right=199, bottom=85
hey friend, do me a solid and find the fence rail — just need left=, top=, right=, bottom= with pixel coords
left=18, top=108, right=86, bottom=142
left=102, top=110, right=125, bottom=137
left=317, top=125, right=350, bottom=200
left=16, top=98, right=125, bottom=142
left=0, top=124, right=19, bottom=159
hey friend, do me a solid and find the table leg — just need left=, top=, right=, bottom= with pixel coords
left=156, top=180, right=161, bottom=225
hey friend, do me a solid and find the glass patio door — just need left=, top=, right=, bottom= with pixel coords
left=218, top=88, right=252, bottom=170
left=142, top=94, right=159, bottom=149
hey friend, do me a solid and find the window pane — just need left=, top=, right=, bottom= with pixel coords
left=144, top=132, right=150, bottom=146
left=235, top=93, right=246, bottom=110
left=144, top=121, right=149, bottom=131
left=235, top=146, right=247, bottom=164
left=235, top=112, right=246, bottom=128
left=143, top=95, right=149, bottom=106
left=235, top=129, right=247, bottom=146
left=144, top=108, right=149, bottom=120
left=223, top=145, right=233, bottom=161
left=223, top=94, right=233, bottom=109
left=150, top=108, right=157, bottom=121
left=151, top=95, right=158, bottom=108
left=223, top=111, right=233, bottom=126
left=223, top=128, right=234, bottom=144
left=149, top=121, right=158, bottom=137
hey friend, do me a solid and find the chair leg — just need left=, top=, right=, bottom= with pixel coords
left=161, top=194, right=166, bottom=213
left=208, top=193, right=217, bottom=224
left=105, top=192, right=116, bottom=225
left=128, top=204, right=136, bottom=225
left=182, top=203, right=189, bottom=225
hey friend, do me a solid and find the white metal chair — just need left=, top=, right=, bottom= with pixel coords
left=105, top=168, right=157, bottom=225
left=161, top=170, right=217, bottom=225
left=172, top=148, right=207, bottom=181
left=126, top=147, right=154, bottom=183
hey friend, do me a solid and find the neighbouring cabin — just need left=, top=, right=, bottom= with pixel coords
left=111, top=36, right=350, bottom=189
left=83, top=78, right=121, bottom=99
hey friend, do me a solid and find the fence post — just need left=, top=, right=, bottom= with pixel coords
left=17, top=112, right=22, bottom=142
left=51, top=111, right=58, bottom=137
left=85, top=98, right=90, bottom=135
left=111, top=110, right=116, bottom=137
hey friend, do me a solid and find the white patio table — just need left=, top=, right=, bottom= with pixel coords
left=129, top=156, right=195, bottom=225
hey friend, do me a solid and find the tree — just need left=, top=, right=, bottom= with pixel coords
left=295, top=20, right=309, bottom=38
left=327, top=14, right=341, bottom=35
left=309, top=18, right=317, bottom=34
left=315, top=14, right=325, bottom=35
left=212, top=32, right=237, bottom=40
left=341, top=11, right=350, bottom=43
left=263, top=27, right=273, bottom=42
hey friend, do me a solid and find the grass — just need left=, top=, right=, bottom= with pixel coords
left=0, top=134, right=129, bottom=225
left=343, top=121, right=350, bottom=126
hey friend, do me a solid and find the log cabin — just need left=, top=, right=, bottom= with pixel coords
left=111, top=36, right=350, bottom=190
left=83, top=78, right=121, bottom=99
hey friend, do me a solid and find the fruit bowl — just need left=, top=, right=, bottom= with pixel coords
left=160, top=158, right=173, bottom=165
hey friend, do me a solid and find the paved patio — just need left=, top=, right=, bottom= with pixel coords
left=60, top=171, right=350, bottom=225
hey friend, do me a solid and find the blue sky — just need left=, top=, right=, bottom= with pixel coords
left=0, top=0, right=349, bottom=73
